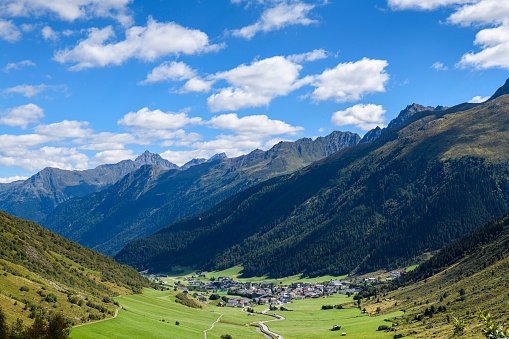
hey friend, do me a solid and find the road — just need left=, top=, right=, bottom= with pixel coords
left=204, top=314, right=223, bottom=339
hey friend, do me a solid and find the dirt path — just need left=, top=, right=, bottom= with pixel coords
left=204, top=314, right=223, bottom=339
left=72, top=306, right=120, bottom=328
left=243, top=306, right=286, bottom=339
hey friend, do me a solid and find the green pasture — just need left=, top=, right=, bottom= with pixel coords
left=255, top=295, right=405, bottom=339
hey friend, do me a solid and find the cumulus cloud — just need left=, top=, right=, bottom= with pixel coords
left=140, top=61, right=197, bottom=84
left=331, top=104, right=386, bottom=131
left=0, top=19, right=21, bottom=42
left=388, top=0, right=509, bottom=71
left=2, top=84, right=66, bottom=97
left=208, top=56, right=305, bottom=112
left=448, top=0, right=509, bottom=26
left=0, top=104, right=44, bottom=129
left=54, top=18, right=222, bottom=70
left=387, top=0, right=472, bottom=10
left=182, top=78, right=214, bottom=93
left=42, top=25, right=59, bottom=41
left=0, top=147, right=89, bottom=172
left=192, top=134, right=262, bottom=154
left=208, top=113, right=303, bottom=136
left=469, top=95, right=490, bottom=103
left=0, top=0, right=133, bottom=24
left=0, top=134, right=56, bottom=156
left=232, top=1, right=318, bottom=39
left=118, top=108, right=202, bottom=130
left=0, top=176, right=29, bottom=183
left=288, top=49, right=329, bottom=63
left=2, top=60, right=35, bottom=72
left=92, top=149, right=135, bottom=165
left=160, top=149, right=215, bottom=166
left=431, top=61, right=448, bottom=71
left=35, top=120, right=93, bottom=138
left=78, top=132, right=138, bottom=151
left=311, top=58, right=389, bottom=102
left=457, top=24, right=509, bottom=69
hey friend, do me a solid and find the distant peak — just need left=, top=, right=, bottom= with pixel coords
left=489, top=78, right=509, bottom=101
left=207, top=153, right=227, bottom=162
left=134, top=151, right=178, bottom=170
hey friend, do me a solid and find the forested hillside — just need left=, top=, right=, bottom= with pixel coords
left=41, top=131, right=360, bottom=255
left=115, top=86, right=509, bottom=278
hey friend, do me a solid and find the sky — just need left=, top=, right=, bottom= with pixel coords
left=0, top=0, right=508, bottom=182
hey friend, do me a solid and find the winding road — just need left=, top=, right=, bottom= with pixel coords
left=204, top=314, right=223, bottom=339
left=243, top=305, right=286, bottom=339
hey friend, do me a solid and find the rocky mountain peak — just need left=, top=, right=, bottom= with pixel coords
left=489, top=78, right=509, bottom=101
left=134, top=151, right=178, bottom=170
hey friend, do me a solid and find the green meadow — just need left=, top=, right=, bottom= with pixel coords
left=256, top=295, right=405, bottom=339
left=71, top=289, right=405, bottom=338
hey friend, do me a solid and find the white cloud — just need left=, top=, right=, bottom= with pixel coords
left=54, top=18, right=222, bottom=70
left=331, top=104, right=386, bottom=131
left=0, top=176, right=29, bottom=183
left=468, top=95, right=490, bottom=103
left=387, top=0, right=472, bottom=10
left=457, top=24, right=509, bottom=69
left=0, top=104, right=44, bottom=129
left=448, top=0, right=509, bottom=26
left=0, top=134, right=57, bottom=155
left=208, top=56, right=304, bottom=112
left=192, top=134, right=262, bottom=154
left=0, top=19, right=21, bottom=42
left=208, top=113, right=303, bottom=136
left=118, top=107, right=202, bottom=130
left=140, top=61, right=197, bottom=84
left=0, top=147, right=89, bottom=172
left=2, top=84, right=66, bottom=97
left=35, top=120, right=93, bottom=138
left=288, top=49, right=329, bottom=63
left=311, top=58, right=389, bottom=102
left=3, top=84, right=47, bottom=97
left=232, top=1, right=318, bottom=39
left=182, top=78, right=214, bottom=93
left=2, top=60, right=35, bottom=72
left=92, top=149, right=135, bottom=165
left=0, top=0, right=133, bottom=24
left=431, top=61, right=448, bottom=71
left=160, top=149, right=214, bottom=166
left=78, top=132, right=138, bottom=151
left=42, top=25, right=59, bottom=41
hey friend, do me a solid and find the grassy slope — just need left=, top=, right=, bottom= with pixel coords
left=362, top=213, right=509, bottom=338
left=0, top=210, right=155, bottom=326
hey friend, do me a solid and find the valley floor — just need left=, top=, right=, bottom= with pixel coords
left=70, top=289, right=404, bottom=339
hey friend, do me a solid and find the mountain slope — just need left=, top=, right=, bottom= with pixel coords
left=41, top=131, right=361, bottom=255
left=363, top=211, right=509, bottom=338
left=0, top=209, right=155, bottom=325
left=115, top=85, right=509, bottom=278
left=0, top=151, right=178, bottom=222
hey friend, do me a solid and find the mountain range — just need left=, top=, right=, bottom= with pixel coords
left=40, top=130, right=360, bottom=255
left=114, top=79, right=509, bottom=278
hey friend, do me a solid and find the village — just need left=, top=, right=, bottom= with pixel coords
left=148, top=270, right=407, bottom=309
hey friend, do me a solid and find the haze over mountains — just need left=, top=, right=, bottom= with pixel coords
left=115, top=80, right=509, bottom=278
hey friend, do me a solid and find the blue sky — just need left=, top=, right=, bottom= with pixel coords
left=0, top=0, right=508, bottom=181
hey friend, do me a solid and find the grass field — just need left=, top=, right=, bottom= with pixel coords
left=254, top=295, right=405, bottom=339
left=71, top=289, right=406, bottom=338
left=70, top=289, right=267, bottom=339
